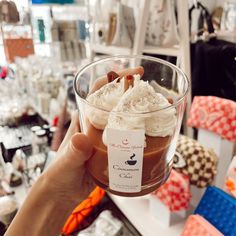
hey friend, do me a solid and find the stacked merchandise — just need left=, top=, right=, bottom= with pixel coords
left=14, top=55, right=64, bottom=121
left=150, top=135, right=218, bottom=224
left=180, top=95, right=236, bottom=235
left=92, top=0, right=136, bottom=48
left=150, top=94, right=236, bottom=230
left=50, top=20, right=87, bottom=62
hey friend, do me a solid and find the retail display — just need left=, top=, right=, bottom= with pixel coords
left=195, top=186, right=236, bottom=236
left=0, top=126, right=32, bottom=162
left=14, top=55, right=63, bottom=118
left=0, top=1, right=235, bottom=235
left=50, top=20, right=87, bottom=62
left=174, top=135, right=218, bottom=188
left=92, top=0, right=135, bottom=48
left=182, top=215, right=223, bottom=236
left=188, top=96, right=236, bottom=142
left=74, top=55, right=189, bottom=197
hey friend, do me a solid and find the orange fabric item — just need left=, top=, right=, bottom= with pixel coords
left=62, top=187, right=105, bottom=235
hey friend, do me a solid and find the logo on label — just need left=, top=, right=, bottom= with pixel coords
left=122, top=139, right=129, bottom=145
left=125, top=153, right=137, bottom=165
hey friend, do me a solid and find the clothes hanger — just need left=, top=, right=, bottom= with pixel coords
left=189, top=1, right=217, bottom=42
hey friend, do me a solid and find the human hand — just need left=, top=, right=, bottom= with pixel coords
left=5, top=66, right=144, bottom=236
left=39, top=66, right=144, bottom=208
left=5, top=112, right=95, bottom=236
left=41, top=111, right=95, bottom=207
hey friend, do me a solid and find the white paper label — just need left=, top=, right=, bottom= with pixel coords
left=107, top=128, right=145, bottom=193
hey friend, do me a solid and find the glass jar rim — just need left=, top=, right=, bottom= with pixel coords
left=74, top=55, right=190, bottom=115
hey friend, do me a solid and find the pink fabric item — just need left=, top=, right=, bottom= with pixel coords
left=188, top=96, right=236, bottom=142
left=182, top=215, right=223, bottom=236
left=152, top=170, right=191, bottom=212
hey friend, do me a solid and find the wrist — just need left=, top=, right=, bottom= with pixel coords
left=36, top=173, right=78, bottom=211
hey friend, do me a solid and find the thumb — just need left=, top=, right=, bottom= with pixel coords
left=64, top=133, right=93, bottom=168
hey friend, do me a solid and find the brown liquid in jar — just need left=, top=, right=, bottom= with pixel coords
left=86, top=121, right=173, bottom=197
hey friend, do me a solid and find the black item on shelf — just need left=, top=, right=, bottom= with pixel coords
left=0, top=113, right=48, bottom=162
left=191, top=39, right=236, bottom=101
left=0, top=221, right=6, bottom=236
left=190, top=2, right=236, bottom=101
left=0, top=140, right=32, bottom=163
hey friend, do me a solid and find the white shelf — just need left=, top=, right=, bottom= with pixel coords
left=109, top=194, right=185, bottom=236
left=91, top=44, right=132, bottom=55
left=143, top=45, right=180, bottom=57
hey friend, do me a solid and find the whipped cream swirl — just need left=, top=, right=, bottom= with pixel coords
left=86, top=78, right=124, bottom=129
left=86, top=74, right=177, bottom=142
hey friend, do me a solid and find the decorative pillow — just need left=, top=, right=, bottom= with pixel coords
left=182, top=215, right=223, bottom=236
left=187, top=96, right=236, bottom=143
left=152, top=169, right=191, bottom=212
left=195, top=186, right=236, bottom=236
left=173, top=135, right=218, bottom=188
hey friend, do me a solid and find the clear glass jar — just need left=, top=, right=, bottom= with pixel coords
left=74, top=55, right=189, bottom=197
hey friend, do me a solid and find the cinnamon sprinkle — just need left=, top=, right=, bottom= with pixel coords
left=107, top=71, right=119, bottom=83
left=167, top=98, right=173, bottom=104
left=124, top=75, right=134, bottom=92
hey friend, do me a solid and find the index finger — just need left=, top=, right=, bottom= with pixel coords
left=57, top=111, right=80, bottom=153
left=89, top=66, right=144, bottom=95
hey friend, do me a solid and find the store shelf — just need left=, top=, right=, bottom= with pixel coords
left=91, top=44, right=132, bottom=55
left=31, top=3, right=85, bottom=7
left=30, top=103, right=51, bottom=124
left=142, top=45, right=180, bottom=57
left=109, top=194, right=184, bottom=236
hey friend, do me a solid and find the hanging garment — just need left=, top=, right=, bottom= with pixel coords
left=189, top=3, right=236, bottom=101
left=191, top=39, right=236, bottom=101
